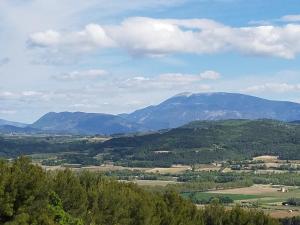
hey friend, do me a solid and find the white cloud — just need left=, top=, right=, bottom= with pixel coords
left=158, top=71, right=219, bottom=83
left=28, top=17, right=300, bottom=59
left=199, top=70, right=221, bottom=80
left=0, top=70, right=218, bottom=107
left=243, top=83, right=300, bottom=93
left=250, top=14, right=300, bottom=26
left=280, top=15, right=300, bottom=22
left=29, top=24, right=115, bottom=52
left=131, top=76, right=150, bottom=81
left=21, top=91, right=43, bottom=97
left=120, top=70, right=220, bottom=90
left=0, top=69, right=218, bottom=119
left=0, top=90, right=46, bottom=100
left=52, top=69, right=108, bottom=81
left=0, top=110, right=17, bottom=115
left=69, top=103, right=100, bottom=109
left=29, top=30, right=61, bottom=47
left=0, top=91, right=15, bottom=98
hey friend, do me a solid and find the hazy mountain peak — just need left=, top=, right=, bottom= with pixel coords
left=30, top=111, right=143, bottom=135
left=173, top=92, right=194, bottom=97
left=171, top=92, right=249, bottom=99
left=15, top=92, right=300, bottom=135
left=125, top=92, right=300, bottom=130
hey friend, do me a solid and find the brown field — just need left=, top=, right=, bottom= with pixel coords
left=129, top=180, right=180, bottom=186
left=145, top=165, right=191, bottom=174
left=78, top=137, right=111, bottom=142
left=210, top=205, right=300, bottom=219
left=80, top=165, right=130, bottom=172
left=253, top=155, right=279, bottom=162
left=196, top=164, right=220, bottom=172
left=266, top=209, right=300, bottom=218
left=263, top=163, right=284, bottom=168
left=197, top=205, right=300, bottom=219
left=41, top=163, right=191, bottom=174
left=221, top=167, right=233, bottom=173
left=40, top=165, right=65, bottom=171
left=207, top=185, right=300, bottom=218
left=41, top=164, right=149, bottom=172
left=209, top=185, right=280, bottom=195
left=197, top=167, right=220, bottom=172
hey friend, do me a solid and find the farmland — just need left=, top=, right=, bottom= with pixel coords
left=1, top=128, right=300, bottom=220
left=28, top=152, right=300, bottom=219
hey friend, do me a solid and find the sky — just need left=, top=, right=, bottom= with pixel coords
left=1, top=0, right=300, bottom=123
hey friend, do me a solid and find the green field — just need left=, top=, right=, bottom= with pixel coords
left=181, top=192, right=259, bottom=202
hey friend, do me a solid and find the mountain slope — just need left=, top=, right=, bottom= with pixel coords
left=124, top=92, right=300, bottom=130
left=290, top=120, right=300, bottom=124
left=30, top=112, right=142, bottom=135
left=29, top=92, right=300, bottom=135
left=0, top=119, right=27, bottom=128
left=97, top=120, right=300, bottom=165
left=0, top=125, right=40, bottom=134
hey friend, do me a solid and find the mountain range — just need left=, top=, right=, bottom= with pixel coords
left=30, top=112, right=142, bottom=135
left=2, top=92, right=300, bottom=135
left=121, top=92, right=300, bottom=130
left=0, top=119, right=27, bottom=128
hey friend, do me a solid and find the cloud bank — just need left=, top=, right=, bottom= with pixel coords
left=244, top=83, right=300, bottom=93
left=29, top=17, right=300, bottom=59
left=52, top=69, right=108, bottom=81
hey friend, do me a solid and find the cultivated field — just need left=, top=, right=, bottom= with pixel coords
left=253, top=155, right=279, bottom=162
left=267, top=209, right=300, bottom=218
left=145, top=165, right=191, bottom=174
left=128, top=180, right=180, bottom=187
left=205, top=185, right=300, bottom=218
left=209, top=185, right=280, bottom=195
left=33, top=152, right=300, bottom=219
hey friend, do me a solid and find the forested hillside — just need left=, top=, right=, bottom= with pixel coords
left=0, top=135, right=99, bottom=158
left=98, top=120, right=300, bottom=166
left=0, top=157, right=280, bottom=225
left=2, top=120, right=300, bottom=167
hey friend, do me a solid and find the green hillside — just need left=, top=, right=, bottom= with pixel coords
left=98, top=120, right=300, bottom=166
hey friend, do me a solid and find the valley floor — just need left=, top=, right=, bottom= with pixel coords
left=32, top=154, right=300, bottom=219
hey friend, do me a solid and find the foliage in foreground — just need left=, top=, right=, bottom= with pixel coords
left=0, top=157, right=280, bottom=225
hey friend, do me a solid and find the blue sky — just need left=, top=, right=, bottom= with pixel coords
left=1, top=0, right=300, bottom=123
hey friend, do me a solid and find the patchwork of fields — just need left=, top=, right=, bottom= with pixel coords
left=27, top=152, right=300, bottom=219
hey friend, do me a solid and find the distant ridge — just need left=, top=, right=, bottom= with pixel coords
left=0, top=125, right=40, bottom=134
left=30, top=111, right=144, bottom=135
left=0, top=119, right=27, bottom=128
left=3, top=92, right=300, bottom=135
left=290, top=120, right=300, bottom=124
left=122, top=92, right=300, bottom=130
